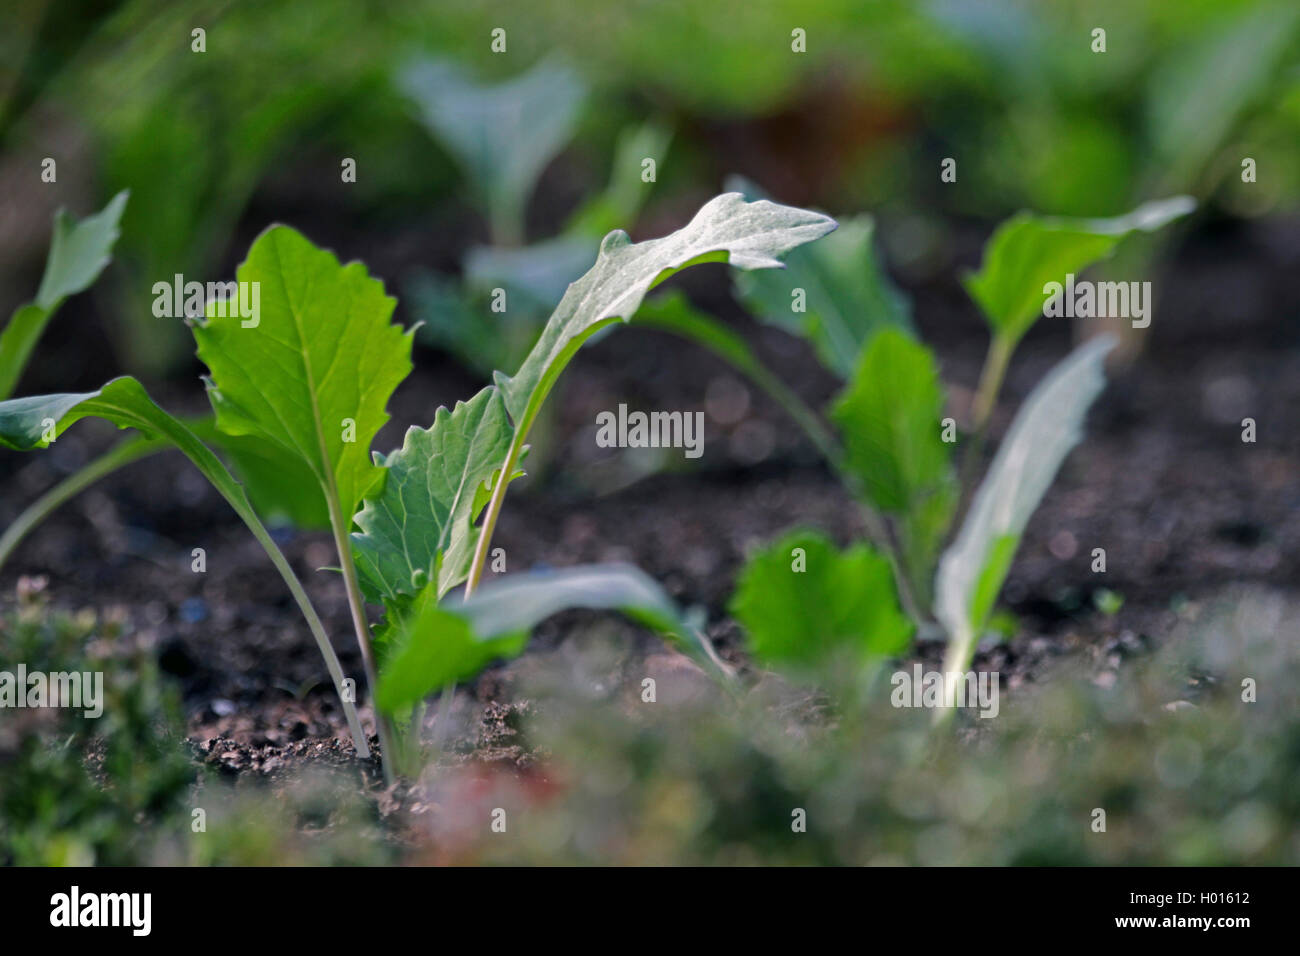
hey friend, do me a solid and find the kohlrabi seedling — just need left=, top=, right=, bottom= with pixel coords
left=641, top=185, right=1193, bottom=694
left=0, top=192, right=831, bottom=782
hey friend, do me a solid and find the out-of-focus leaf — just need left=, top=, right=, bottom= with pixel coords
left=1146, top=3, right=1300, bottom=192
left=935, top=336, right=1115, bottom=657
left=963, top=197, right=1194, bottom=344
left=464, top=235, right=596, bottom=312
left=398, top=57, right=585, bottom=241
left=0, top=191, right=128, bottom=400
left=730, top=530, right=912, bottom=676
left=375, top=563, right=713, bottom=711
left=406, top=272, right=505, bottom=375
left=831, top=329, right=957, bottom=599
left=566, top=120, right=673, bottom=238
left=730, top=177, right=909, bottom=377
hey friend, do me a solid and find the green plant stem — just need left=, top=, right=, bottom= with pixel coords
left=327, top=496, right=395, bottom=783
left=960, top=333, right=1014, bottom=496
left=932, top=630, right=980, bottom=728
left=0, top=436, right=162, bottom=573
left=464, top=435, right=524, bottom=598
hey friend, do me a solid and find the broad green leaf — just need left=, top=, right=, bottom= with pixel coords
left=0, top=376, right=369, bottom=753
left=963, top=197, right=1194, bottom=344
left=351, top=386, right=513, bottom=604
left=209, top=429, right=331, bottom=530
left=736, top=213, right=911, bottom=378
left=375, top=563, right=716, bottom=712
left=0, top=191, right=128, bottom=400
left=831, top=329, right=957, bottom=601
left=398, top=57, right=585, bottom=242
left=730, top=530, right=913, bottom=675
left=192, top=225, right=413, bottom=525
left=935, top=336, right=1115, bottom=660
left=496, top=193, right=838, bottom=436
left=831, top=329, right=953, bottom=513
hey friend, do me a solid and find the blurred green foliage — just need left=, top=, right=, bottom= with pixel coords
left=0, top=584, right=193, bottom=865
left=3, top=0, right=1296, bottom=374
left=446, top=586, right=1300, bottom=864
left=0, top=585, right=394, bottom=865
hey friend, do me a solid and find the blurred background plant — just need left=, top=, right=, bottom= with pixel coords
left=4, top=0, right=1297, bottom=379
left=409, top=585, right=1300, bottom=865
left=0, top=581, right=394, bottom=865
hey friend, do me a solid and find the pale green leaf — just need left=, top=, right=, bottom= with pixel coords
left=963, top=197, right=1194, bottom=344
left=192, top=225, right=414, bottom=523
left=464, top=234, right=596, bottom=313
left=398, top=57, right=585, bottom=241
left=496, top=193, right=838, bottom=436
left=351, top=386, right=513, bottom=604
left=0, top=191, right=129, bottom=400
left=375, top=563, right=716, bottom=712
left=730, top=529, right=913, bottom=676
left=935, top=336, right=1115, bottom=655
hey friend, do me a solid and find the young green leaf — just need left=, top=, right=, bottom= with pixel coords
left=497, top=193, right=836, bottom=438
left=466, top=193, right=837, bottom=593
left=730, top=529, right=913, bottom=676
left=207, top=428, right=332, bottom=530
left=735, top=213, right=912, bottom=378
left=0, top=377, right=369, bottom=755
left=0, top=191, right=129, bottom=400
left=831, top=329, right=953, bottom=513
left=192, top=224, right=414, bottom=781
left=398, top=57, right=585, bottom=243
left=935, top=336, right=1116, bottom=671
left=351, top=386, right=513, bottom=605
left=375, top=563, right=721, bottom=713
left=963, top=197, right=1194, bottom=345
left=830, top=329, right=957, bottom=599
left=192, top=225, right=413, bottom=526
